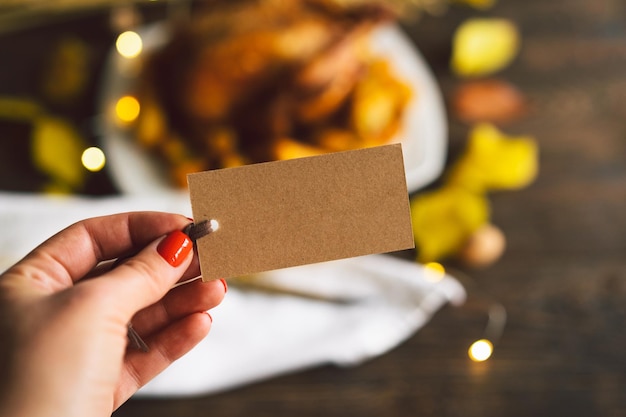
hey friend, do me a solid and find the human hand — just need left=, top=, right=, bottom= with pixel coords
left=0, top=212, right=226, bottom=417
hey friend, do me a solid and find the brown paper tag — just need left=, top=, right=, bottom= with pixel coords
left=188, top=144, right=414, bottom=281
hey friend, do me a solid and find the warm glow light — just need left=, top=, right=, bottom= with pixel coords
left=468, top=339, right=493, bottom=362
left=115, top=96, right=140, bottom=123
left=116, top=31, right=143, bottom=58
left=81, top=147, right=106, bottom=172
left=424, top=262, right=445, bottom=282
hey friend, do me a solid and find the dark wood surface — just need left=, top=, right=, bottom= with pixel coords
left=2, top=0, right=626, bottom=416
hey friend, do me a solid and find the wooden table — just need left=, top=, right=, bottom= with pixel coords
left=2, top=0, right=625, bottom=415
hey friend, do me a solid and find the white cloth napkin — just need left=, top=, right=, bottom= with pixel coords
left=0, top=192, right=465, bottom=397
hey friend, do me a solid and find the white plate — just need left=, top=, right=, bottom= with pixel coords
left=98, top=23, right=447, bottom=195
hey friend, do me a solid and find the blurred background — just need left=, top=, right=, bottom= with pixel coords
left=1, top=0, right=625, bottom=416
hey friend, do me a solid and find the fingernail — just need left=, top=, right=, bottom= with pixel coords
left=219, top=278, right=228, bottom=293
left=205, top=311, right=213, bottom=323
left=157, top=230, right=192, bottom=267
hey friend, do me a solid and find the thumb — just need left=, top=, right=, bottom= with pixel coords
left=90, top=230, right=194, bottom=318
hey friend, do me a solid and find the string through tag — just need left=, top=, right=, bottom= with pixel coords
left=184, top=219, right=218, bottom=243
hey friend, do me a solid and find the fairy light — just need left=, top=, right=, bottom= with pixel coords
left=81, top=147, right=106, bottom=172
left=468, top=338, right=493, bottom=362
left=424, top=262, right=446, bottom=282
left=445, top=267, right=507, bottom=363
left=116, top=30, right=143, bottom=58
left=115, top=95, right=140, bottom=123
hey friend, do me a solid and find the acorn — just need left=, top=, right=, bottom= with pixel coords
left=458, top=223, right=506, bottom=268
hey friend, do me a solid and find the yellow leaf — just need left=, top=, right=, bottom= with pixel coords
left=31, top=115, right=87, bottom=190
left=451, top=18, right=520, bottom=77
left=447, top=123, right=539, bottom=192
left=410, top=186, right=490, bottom=263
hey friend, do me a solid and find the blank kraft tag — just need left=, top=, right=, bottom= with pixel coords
left=188, top=144, right=414, bottom=281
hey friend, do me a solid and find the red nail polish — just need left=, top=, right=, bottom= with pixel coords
left=157, top=231, right=192, bottom=267
left=219, top=278, right=228, bottom=293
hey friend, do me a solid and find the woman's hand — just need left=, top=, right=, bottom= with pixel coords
left=0, top=212, right=226, bottom=417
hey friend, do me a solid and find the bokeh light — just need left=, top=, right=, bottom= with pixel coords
left=115, top=95, right=140, bottom=123
left=468, top=339, right=493, bottom=362
left=116, top=30, right=143, bottom=58
left=81, top=147, right=106, bottom=172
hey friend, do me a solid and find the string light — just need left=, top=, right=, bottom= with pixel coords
left=116, top=30, right=143, bottom=58
left=468, top=338, right=493, bottom=362
left=115, top=95, right=140, bottom=123
left=81, top=147, right=106, bottom=172
left=446, top=268, right=506, bottom=363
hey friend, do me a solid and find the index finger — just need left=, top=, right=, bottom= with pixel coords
left=4, top=212, right=192, bottom=292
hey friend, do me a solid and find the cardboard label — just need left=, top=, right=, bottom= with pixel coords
left=188, top=144, right=414, bottom=281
